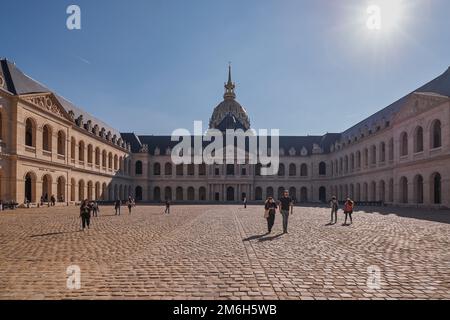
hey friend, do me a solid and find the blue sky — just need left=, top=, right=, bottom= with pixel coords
left=1, top=0, right=449, bottom=135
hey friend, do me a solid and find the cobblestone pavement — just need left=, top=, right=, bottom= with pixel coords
left=0, top=205, right=449, bottom=300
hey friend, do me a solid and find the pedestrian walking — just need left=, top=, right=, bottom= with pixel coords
left=264, top=197, right=277, bottom=233
left=91, top=201, right=99, bottom=217
left=343, top=198, right=355, bottom=225
left=127, top=197, right=134, bottom=214
left=80, top=199, right=91, bottom=231
left=329, top=196, right=339, bottom=224
left=164, top=199, right=170, bottom=214
left=278, top=190, right=293, bottom=234
left=114, top=199, right=121, bottom=216
left=243, top=197, right=247, bottom=209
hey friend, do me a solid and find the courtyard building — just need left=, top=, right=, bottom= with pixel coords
left=1, top=59, right=450, bottom=207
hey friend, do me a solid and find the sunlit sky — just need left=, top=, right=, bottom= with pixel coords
left=1, top=0, right=449, bottom=135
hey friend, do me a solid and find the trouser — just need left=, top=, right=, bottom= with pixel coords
left=267, top=212, right=275, bottom=232
left=165, top=207, right=170, bottom=214
left=115, top=207, right=120, bottom=215
left=331, top=208, right=337, bottom=223
left=81, top=215, right=90, bottom=229
left=281, top=210, right=290, bottom=233
left=128, top=206, right=132, bottom=214
left=344, top=212, right=353, bottom=224
left=92, top=209, right=98, bottom=217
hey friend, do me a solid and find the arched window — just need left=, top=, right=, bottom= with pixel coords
left=300, top=164, right=308, bottom=177
left=57, top=176, right=65, bottom=202
left=289, top=163, right=296, bottom=176
left=114, top=155, right=118, bottom=170
left=300, top=187, right=308, bottom=202
left=87, top=144, right=93, bottom=164
left=400, top=132, right=408, bottom=156
left=278, top=164, right=285, bottom=176
left=319, top=162, right=326, bottom=175
left=413, top=175, right=424, bottom=204
left=25, top=118, right=35, bottom=147
left=71, top=137, right=76, bottom=159
left=187, top=187, right=195, bottom=201
left=135, top=186, right=143, bottom=201
left=356, top=151, right=361, bottom=168
left=135, top=161, right=143, bottom=175
left=188, top=164, right=195, bottom=176
left=153, top=187, right=161, bottom=201
left=102, top=150, right=107, bottom=167
left=344, top=156, right=349, bottom=173
left=431, top=172, right=442, bottom=204
left=289, top=187, right=296, bottom=200
left=78, top=141, right=85, bottom=161
left=371, top=145, right=377, bottom=165
left=255, top=187, right=263, bottom=201
left=350, top=154, right=355, bottom=171
left=153, top=163, right=161, bottom=176
left=176, top=187, right=183, bottom=201
left=57, top=131, right=65, bottom=155
left=199, top=164, right=206, bottom=176
left=199, top=187, right=206, bottom=201
left=165, top=163, right=172, bottom=176
left=378, top=180, right=385, bottom=203
left=108, top=152, right=113, bottom=169
left=388, top=138, right=394, bottom=161
left=319, top=186, right=326, bottom=203
left=363, top=148, right=369, bottom=167
left=379, top=142, right=386, bottom=162
left=431, top=120, right=442, bottom=149
left=42, top=125, right=52, bottom=152
left=414, top=127, right=424, bottom=153
left=95, top=147, right=101, bottom=165
left=399, top=177, right=408, bottom=203
left=176, top=164, right=184, bottom=176
left=24, top=172, right=36, bottom=203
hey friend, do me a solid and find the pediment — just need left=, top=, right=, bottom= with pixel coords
left=19, top=92, right=72, bottom=122
left=393, top=92, right=449, bottom=124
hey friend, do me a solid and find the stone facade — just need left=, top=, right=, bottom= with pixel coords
left=1, top=59, right=449, bottom=208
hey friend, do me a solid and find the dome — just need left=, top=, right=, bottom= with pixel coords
left=209, top=65, right=251, bottom=131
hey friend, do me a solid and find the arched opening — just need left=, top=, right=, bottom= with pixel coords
left=42, top=174, right=52, bottom=202
left=42, top=125, right=52, bottom=152
left=278, top=164, right=285, bottom=176
left=187, top=164, right=195, bottom=176
left=153, top=187, right=161, bottom=201
left=57, top=131, right=65, bottom=156
left=102, top=150, right=107, bottom=167
left=95, top=147, right=101, bottom=165
left=78, top=141, right=85, bottom=161
left=95, top=182, right=101, bottom=200
left=176, top=164, right=184, bottom=176
left=300, top=187, right=308, bottom=202
left=399, top=177, right=408, bottom=203
left=379, top=142, right=386, bottom=162
left=87, top=144, right=93, bottom=164
left=87, top=181, right=93, bottom=201
left=199, top=164, right=206, bottom=176
left=431, top=172, right=442, bottom=204
left=187, top=187, right=195, bottom=201
left=199, top=187, right=206, bottom=201
left=114, top=155, right=118, bottom=171
left=226, top=187, right=235, bottom=201
left=108, top=152, right=113, bottom=169
left=413, top=175, right=424, bottom=204
left=165, top=163, right=172, bottom=176
left=319, top=162, right=326, bottom=176
left=71, top=137, right=76, bottom=160
left=266, top=187, right=274, bottom=198
left=176, top=187, right=183, bottom=201
left=370, top=181, right=377, bottom=201
left=135, top=161, right=143, bottom=175
left=289, top=163, right=296, bottom=176
left=289, top=187, right=296, bottom=201
left=24, top=172, right=36, bottom=203
left=431, top=120, right=442, bottom=149
left=379, top=180, right=386, bottom=202
left=78, top=180, right=85, bottom=201
left=319, top=186, right=326, bottom=203
left=153, top=163, right=161, bottom=175
left=135, top=186, right=143, bottom=201
left=70, top=179, right=76, bottom=202
left=57, top=176, right=65, bottom=202
left=300, top=164, right=308, bottom=177
left=255, top=187, right=263, bottom=201
left=25, top=118, right=36, bottom=147
left=400, top=132, right=408, bottom=156
left=414, top=126, right=424, bottom=153
left=164, top=187, right=172, bottom=201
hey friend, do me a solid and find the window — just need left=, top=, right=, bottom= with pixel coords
left=300, top=164, right=308, bottom=177
left=87, top=144, right=93, bottom=164
left=319, top=162, right=326, bottom=175
left=176, top=164, right=184, bottom=176
left=154, top=163, right=161, bottom=175
left=165, top=163, right=172, bottom=175
left=400, top=132, right=408, bottom=156
left=414, top=127, right=424, bottom=153
left=78, top=141, right=85, bottom=161
left=241, top=167, right=247, bottom=176
left=226, top=164, right=235, bottom=176
left=215, top=167, right=220, bottom=176
left=57, top=131, right=65, bottom=155
left=199, top=164, right=206, bottom=176
left=278, top=164, right=285, bottom=176
left=289, top=164, right=296, bottom=176
left=431, top=120, right=442, bottom=149
left=135, top=161, right=143, bottom=175
left=42, top=125, right=52, bottom=152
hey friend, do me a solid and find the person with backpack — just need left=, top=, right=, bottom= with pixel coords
left=343, top=198, right=355, bottom=225
left=80, top=199, right=91, bottom=231
left=264, top=197, right=278, bottom=234
left=329, top=196, right=339, bottom=224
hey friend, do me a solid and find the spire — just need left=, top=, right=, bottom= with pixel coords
left=224, top=63, right=236, bottom=100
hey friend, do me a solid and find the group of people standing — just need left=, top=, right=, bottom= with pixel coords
left=80, top=196, right=135, bottom=231
left=262, top=190, right=356, bottom=234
